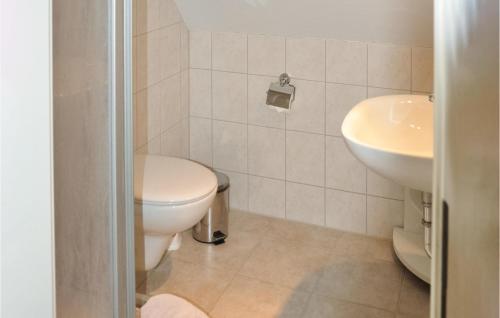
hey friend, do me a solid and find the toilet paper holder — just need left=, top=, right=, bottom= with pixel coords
left=266, top=73, right=295, bottom=111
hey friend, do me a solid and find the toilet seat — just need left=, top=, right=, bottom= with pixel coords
left=134, top=154, right=217, bottom=206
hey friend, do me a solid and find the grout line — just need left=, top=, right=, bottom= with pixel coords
left=189, top=67, right=414, bottom=92
left=410, top=47, right=414, bottom=92
left=210, top=32, right=214, bottom=168
left=365, top=166, right=368, bottom=234
left=246, top=34, right=250, bottom=212
left=211, top=165, right=403, bottom=202
left=364, top=34, right=369, bottom=237
left=134, top=20, right=183, bottom=38
left=135, top=69, right=184, bottom=95
left=323, top=38, right=327, bottom=227
left=395, top=267, right=406, bottom=314
left=284, top=37, right=288, bottom=220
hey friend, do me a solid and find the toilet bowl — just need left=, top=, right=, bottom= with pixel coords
left=134, top=154, right=217, bottom=271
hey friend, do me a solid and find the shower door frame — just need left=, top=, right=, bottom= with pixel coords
left=110, top=0, right=136, bottom=316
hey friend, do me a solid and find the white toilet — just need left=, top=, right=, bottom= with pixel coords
left=134, top=154, right=217, bottom=271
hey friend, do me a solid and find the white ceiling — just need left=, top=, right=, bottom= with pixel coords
left=175, top=0, right=433, bottom=47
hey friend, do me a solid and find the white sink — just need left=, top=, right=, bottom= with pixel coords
left=341, top=95, right=433, bottom=192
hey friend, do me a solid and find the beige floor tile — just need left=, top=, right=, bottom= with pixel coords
left=134, top=212, right=428, bottom=317
left=138, top=258, right=236, bottom=312
left=264, top=217, right=343, bottom=250
left=397, top=271, right=430, bottom=317
left=229, top=209, right=273, bottom=236
left=210, top=275, right=309, bottom=318
left=239, top=236, right=331, bottom=291
left=396, top=314, right=426, bottom=318
left=314, top=255, right=403, bottom=311
left=333, top=232, right=398, bottom=263
left=302, top=293, right=396, bottom=318
left=169, top=230, right=260, bottom=272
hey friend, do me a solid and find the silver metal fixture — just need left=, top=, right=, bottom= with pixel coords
left=266, top=73, right=296, bottom=110
left=193, top=172, right=230, bottom=244
left=421, top=192, right=432, bottom=257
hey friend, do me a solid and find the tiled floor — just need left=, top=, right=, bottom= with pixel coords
left=137, top=210, right=430, bottom=318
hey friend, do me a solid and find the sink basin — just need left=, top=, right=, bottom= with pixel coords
left=341, top=95, right=433, bottom=192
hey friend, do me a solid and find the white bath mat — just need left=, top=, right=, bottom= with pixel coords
left=139, top=294, right=208, bottom=318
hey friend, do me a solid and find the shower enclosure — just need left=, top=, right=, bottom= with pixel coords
left=52, top=0, right=135, bottom=317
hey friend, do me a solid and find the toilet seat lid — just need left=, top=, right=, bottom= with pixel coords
left=134, top=155, right=217, bottom=205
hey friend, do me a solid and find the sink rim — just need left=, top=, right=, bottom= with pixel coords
left=341, top=94, right=433, bottom=160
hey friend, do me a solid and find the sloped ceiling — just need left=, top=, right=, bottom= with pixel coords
left=175, top=0, right=433, bottom=47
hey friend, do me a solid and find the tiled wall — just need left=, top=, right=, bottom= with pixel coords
left=133, top=0, right=190, bottom=157
left=188, top=31, right=433, bottom=238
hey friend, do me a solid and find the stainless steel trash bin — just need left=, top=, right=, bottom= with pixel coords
left=192, top=172, right=229, bottom=244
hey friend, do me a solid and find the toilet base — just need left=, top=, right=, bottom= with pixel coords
left=168, top=233, right=182, bottom=251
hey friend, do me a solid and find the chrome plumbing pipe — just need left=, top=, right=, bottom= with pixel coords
left=421, top=192, right=432, bottom=258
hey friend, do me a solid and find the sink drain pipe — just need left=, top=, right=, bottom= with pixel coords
left=421, top=192, right=432, bottom=257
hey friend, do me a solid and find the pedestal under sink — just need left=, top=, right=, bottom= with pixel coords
left=342, top=94, right=433, bottom=283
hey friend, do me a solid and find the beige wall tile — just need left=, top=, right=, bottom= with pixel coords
left=144, top=135, right=162, bottom=155
left=133, top=37, right=138, bottom=92
left=135, top=0, right=160, bottom=35
left=286, top=37, right=325, bottom=81
left=135, top=31, right=161, bottom=90
left=189, top=117, right=212, bottom=166
left=133, top=0, right=138, bottom=36
left=326, top=136, right=366, bottom=193
left=212, top=32, right=247, bottom=73
left=248, top=125, right=285, bottom=179
left=285, top=79, right=325, bottom=134
left=248, top=74, right=286, bottom=129
left=367, top=169, right=404, bottom=200
left=326, top=39, right=367, bottom=86
left=180, top=70, right=189, bottom=118
left=326, top=189, right=367, bottom=234
left=159, top=24, right=181, bottom=79
left=185, top=30, right=434, bottom=232
left=286, top=182, right=325, bottom=226
left=180, top=23, right=189, bottom=70
left=160, top=74, right=181, bottom=132
left=136, top=83, right=162, bottom=143
left=159, top=0, right=181, bottom=28
left=368, top=43, right=411, bottom=90
left=248, top=175, right=285, bottom=218
left=326, top=83, right=366, bottom=136
left=248, top=34, right=285, bottom=76
left=160, top=119, right=189, bottom=158
left=368, top=87, right=411, bottom=97
left=189, top=30, right=211, bottom=69
left=189, top=69, right=211, bottom=117
left=217, top=169, right=249, bottom=211
left=412, top=47, right=434, bottom=93
left=134, top=93, right=147, bottom=149
left=212, top=71, right=247, bottom=123
left=286, top=131, right=325, bottom=187
left=213, top=120, right=247, bottom=172
left=367, top=196, right=404, bottom=238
